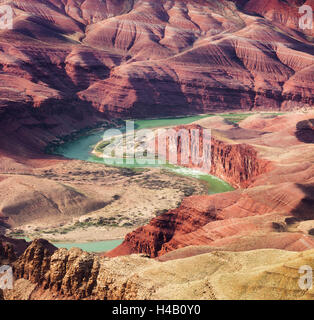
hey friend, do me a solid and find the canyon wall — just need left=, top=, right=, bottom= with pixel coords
left=210, top=138, right=271, bottom=188
left=154, top=125, right=271, bottom=188
left=0, top=0, right=312, bottom=138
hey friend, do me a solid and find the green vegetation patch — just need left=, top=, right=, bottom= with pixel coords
left=134, top=114, right=210, bottom=130
left=219, top=112, right=285, bottom=124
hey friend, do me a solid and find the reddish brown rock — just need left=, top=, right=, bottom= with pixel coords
left=13, top=239, right=57, bottom=284
left=11, top=239, right=150, bottom=300
left=108, top=113, right=314, bottom=258
left=151, top=124, right=271, bottom=188
left=0, top=0, right=312, bottom=131
left=240, top=0, right=314, bottom=37
left=0, top=235, right=29, bottom=263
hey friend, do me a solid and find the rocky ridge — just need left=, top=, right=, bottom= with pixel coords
left=2, top=238, right=314, bottom=300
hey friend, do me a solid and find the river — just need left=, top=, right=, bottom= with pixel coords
left=54, top=116, right=234, bottom=194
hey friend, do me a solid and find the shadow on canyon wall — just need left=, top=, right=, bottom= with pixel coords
left=0, top=97, right=109, bottom=158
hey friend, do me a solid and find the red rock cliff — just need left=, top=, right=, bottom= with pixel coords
left=153, top=125, right=271, bottom=188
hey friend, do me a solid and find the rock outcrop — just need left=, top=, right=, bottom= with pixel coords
left=11, top=239, right=153, bottom=300
left=153, top=124, right=271, bottom=188
left=0, top=235, right=29, bottom=264
left=210, top=138, right=271, bottom=188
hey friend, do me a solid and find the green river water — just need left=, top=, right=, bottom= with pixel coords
left=16, top=237, right=123, bottom=253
